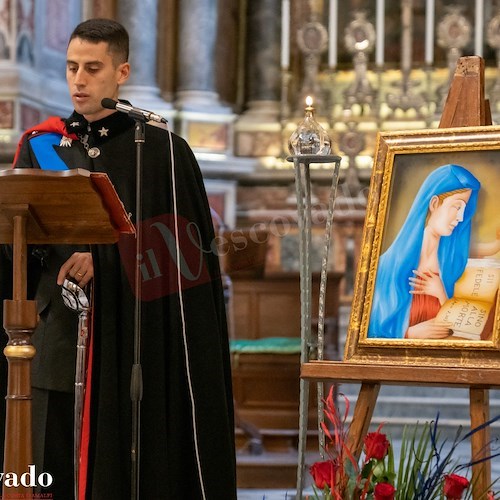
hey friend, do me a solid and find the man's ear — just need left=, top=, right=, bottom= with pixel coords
left=117, top=62, right=130, bottom=85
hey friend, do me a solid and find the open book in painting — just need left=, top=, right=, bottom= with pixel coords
left=435, top=261, right=499, bottom=340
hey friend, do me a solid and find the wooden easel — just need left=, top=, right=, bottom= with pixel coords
left=301, top=56, right=500, bottom=499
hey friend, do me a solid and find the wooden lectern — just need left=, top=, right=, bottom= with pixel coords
left=0, top=168, right=134, bottom=498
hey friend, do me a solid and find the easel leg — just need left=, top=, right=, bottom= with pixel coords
left=346, top=382, right=380, bottom=459
left=469, top=388, right=491, bottom=499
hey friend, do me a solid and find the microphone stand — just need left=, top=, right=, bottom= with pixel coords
left=130, top=111, right=146, bottom=500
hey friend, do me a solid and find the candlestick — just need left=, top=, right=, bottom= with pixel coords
left=328, top=0, right=338, bottom=69
left=401, top=0, right=413, bottom=74
left=425, top=0, right=435, bottom=65
left=376, top=0, right=385, bottom=66
left=475, top=0, right=484, bottom=57
left=281, top=0, right=290, bottom=70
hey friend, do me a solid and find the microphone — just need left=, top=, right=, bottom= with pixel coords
left=101, top=98, right=167, bottom=124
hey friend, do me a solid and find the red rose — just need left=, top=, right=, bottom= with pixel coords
left=309, top=460, right=335, bottom=489
left=374, top=482, right=396, bottom=500
left=363, top=431, right=390, bottom=460
left=443, top=474, right=470, bottom=499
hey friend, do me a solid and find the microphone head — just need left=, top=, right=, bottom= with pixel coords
left=101, top=98, right=118, bottom=110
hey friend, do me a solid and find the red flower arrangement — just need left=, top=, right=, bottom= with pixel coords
left=310, top=461, right=336, bottom=490
left=308, top=387, right=499, bottom=500
left=309, top=387, right=394, bottom=499
left=364, top=431, right=390, bottom=461
left=443, top=474, right=470, bottom=500
left=373, top=482, right=396, bottom=500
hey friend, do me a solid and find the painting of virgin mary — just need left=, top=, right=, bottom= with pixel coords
left=367, top=164, right=481, bottom=339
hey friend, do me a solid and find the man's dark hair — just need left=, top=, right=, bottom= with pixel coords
left=69, top=18, right=129, bottom=64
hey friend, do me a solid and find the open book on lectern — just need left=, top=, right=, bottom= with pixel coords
left=0, top=168, right=135, bottom=244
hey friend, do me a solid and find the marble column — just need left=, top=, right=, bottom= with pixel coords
left=117, top=0, right=173, bottom=114
left=242, top=0, right=282, bottom=122
left=176, top=0, right=223, bottom=109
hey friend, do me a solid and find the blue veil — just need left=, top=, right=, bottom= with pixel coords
left=367, top=164, right=480, bottom=339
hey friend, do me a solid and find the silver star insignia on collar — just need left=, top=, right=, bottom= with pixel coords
left=98, top=127, right=109, bottom=137
left=70, top=121, right=80, bottom=127
left=59, top=136, right=73, bottom=147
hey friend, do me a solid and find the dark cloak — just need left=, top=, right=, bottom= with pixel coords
left=1, top=110, right=237, bottom=499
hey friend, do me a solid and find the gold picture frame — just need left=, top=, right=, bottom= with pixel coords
left=345, top=125, right=500, bottom=368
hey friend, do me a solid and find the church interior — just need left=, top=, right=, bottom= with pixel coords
left=1, top=0, right=499, bottom=497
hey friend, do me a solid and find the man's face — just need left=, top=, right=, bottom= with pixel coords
left=66, top=37, right=129, bottom=122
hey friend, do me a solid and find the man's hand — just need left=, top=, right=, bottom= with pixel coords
left=57, top=252, right=93, bottom=287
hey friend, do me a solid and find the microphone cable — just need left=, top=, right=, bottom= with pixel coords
left=165, top=123, right=208, bottom=500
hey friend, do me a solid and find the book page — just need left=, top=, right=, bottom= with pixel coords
left=436, top=297, right=494, bottom=339
left=453, top=266, right=500, bottom=303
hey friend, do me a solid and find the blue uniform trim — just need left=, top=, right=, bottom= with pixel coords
left=29, top=133, right=69, bottom=170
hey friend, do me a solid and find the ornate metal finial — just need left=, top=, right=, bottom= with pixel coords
left=385, top=0, right=426, bottom=118
left=296, top=21, right=329, bottom=109
left=338, top=121, right=364, bottom=192
left=343, top=11, right=377, bottom=113
left=436, top=6, right=472, bottom=109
